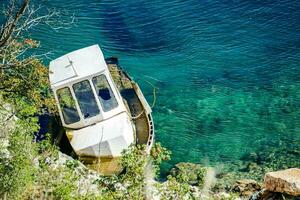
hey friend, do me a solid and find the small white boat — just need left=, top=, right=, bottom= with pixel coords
left=49, top=45, right=154, bottom=174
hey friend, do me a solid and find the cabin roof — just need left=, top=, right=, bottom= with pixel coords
left=49, top=44, right=107, bottom=87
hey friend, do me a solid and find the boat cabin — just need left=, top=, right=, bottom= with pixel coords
left=49, top=45, right=127, bottom=129
left=49, top=45, right=154, bottom=174
left=49, top=45, right=134, bottom=161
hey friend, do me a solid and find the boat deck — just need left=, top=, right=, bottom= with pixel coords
left=106, top=58, right=154, bottom=149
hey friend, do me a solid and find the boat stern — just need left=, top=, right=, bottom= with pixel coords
left=68, top=112, right=134, bottom=158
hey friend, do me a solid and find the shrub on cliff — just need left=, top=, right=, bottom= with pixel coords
left=169, top=162, right=207, bottom=187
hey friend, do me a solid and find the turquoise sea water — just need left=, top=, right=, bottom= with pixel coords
left=30, top=0, right=299, bottom=177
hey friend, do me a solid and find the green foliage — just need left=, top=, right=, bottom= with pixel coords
left=158, top=175, right=192, bottom=200
left=0, top=119, right=38, bottom=199
left=119, top=144, right=171, bottom=199
left=218, top=192, right=239, bottom=200
left=120, top=145, right=147, bottom=184
left=0, top=24, right=57, bottom=115
left=37, top=166, right=78, bottom=200
left=151, top=142, right=171, bottom=175
left=0, top=42, right=57, bottom=114
left=0, top=121, right=82, bottom=200
left=170, top=162, right=207, bottom=187
left=65, top=159, right=80, bottom=170
left=94, top=145, right=148, bottom=200
left=93, top=144, right=172, bottom=200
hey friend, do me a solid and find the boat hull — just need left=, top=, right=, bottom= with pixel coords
left=65, top=57, right=155, bottom=174
left=106, top=57, right=155, bottom=153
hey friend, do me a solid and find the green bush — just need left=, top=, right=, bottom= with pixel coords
left=0, top=120, right=38, bottom=199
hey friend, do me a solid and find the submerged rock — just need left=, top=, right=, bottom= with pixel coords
left=264, top=168, right=300, bottom=196
left=241, top=152, right=258, bottom=162
left=246, top=162, right=260, bottom=172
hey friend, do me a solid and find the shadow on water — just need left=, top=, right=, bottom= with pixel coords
left=99, top=1, right=171, bottom=53
left=37, top=114, right=77, bottom=157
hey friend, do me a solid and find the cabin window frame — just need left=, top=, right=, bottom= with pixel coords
left=72, top=79, right=101, bottom=119
left=56, top=86, right=81, bottom=125
left=55, top=72, right=122, bottom=127
left=92, top=74, right=119, bottom=112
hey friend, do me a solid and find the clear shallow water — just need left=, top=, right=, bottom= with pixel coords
left=30, top=0, right=300, bottom=176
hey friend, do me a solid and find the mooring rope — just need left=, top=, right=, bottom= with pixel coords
left=130, top=79, right=157, bottom=120
left=144, top=79, right=157, bottom=109
left=131, top=110, right=145, bottom=120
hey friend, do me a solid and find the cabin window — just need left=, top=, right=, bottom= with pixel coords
left=92, top=75, right=118, bottom=112
left=56, top=87, right=80, bottom=124
left=73, top=80, right=100, bottom=119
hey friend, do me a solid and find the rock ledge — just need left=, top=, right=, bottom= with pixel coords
left=264, top=168, right=300, bottom=196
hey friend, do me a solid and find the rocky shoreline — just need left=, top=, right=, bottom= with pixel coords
left=46, top=151, right=300, bottom=200
left=168, top=162, right=300, bottom=200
